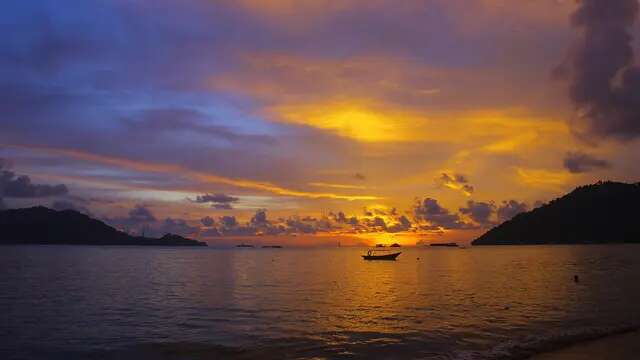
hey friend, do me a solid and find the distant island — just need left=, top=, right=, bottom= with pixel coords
left=430, top=242, right=459, bottom=247
left=472, top=181, right=640, bottom=246
left=0, top=206, right=207, bottom=246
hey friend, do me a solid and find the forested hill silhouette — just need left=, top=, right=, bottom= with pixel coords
left=472, top=181, right=640, bottom=246
left=0, top=206, right=207, bottom=246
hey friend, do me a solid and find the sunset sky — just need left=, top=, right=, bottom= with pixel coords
left=2, top=0, right=640, bottom=245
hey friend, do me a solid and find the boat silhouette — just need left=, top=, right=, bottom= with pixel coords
left=362, top=249, right=401, bottom=261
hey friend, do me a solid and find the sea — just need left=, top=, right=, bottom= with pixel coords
left=1, top=244, right=639, bottom=359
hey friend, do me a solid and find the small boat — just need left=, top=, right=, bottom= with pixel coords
left=236, top=244, right=255, bottom=248
left=262, top=245, right=283, bottom=248
left=362, top=249, right=401, bottom=261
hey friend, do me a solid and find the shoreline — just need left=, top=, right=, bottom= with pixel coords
left=530, top=330, right=640, bottom=360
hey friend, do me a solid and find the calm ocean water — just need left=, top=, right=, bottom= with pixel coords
left=1, top=245, right=639, bottom=359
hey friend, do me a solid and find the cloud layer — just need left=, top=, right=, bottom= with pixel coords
left=563, top=152, right=611, bottom=173
left=563, top=0, right=640, bottom=139
left=191, top=193, right=240, bottom=209
left=1, top=0, right=638, bottom=244
left=0, top=158, right=68, bottom=200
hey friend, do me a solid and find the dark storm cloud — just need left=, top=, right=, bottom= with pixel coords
left=250, top=209, right=269, bottom=226
left=459, top=200, right=496, bottom=226
left=127, top=205, right=157, bottom=224
left=101, top=194, right=532, bottom=240
left=453, top=174, right=469, bottom=183
left=193, top=194, right=239, bottom=204
left=0, top=164, right=68, bottom=198
left=106, top=204, right=198, bottom=237
left=0, top=159, right=68, bottom=210
left=284, top=217, right=318, bottom=234
left=1, top=176, right=68, bottom=198
left=201, top=209, right=272, bottom=237
left=219, top=215, right=238, bottom=228
left=103, top=195, right=532, bottom=240
left=191, top=193, right=240, bottom=209
left=158, top=218, right=199, bottom=236
left=99, top=194, right=535, bottom=239
left=225, top=209, right=338, bottom=236
left=106, top=204, right=157, bottom=231
left=225, top=209, right=291, bottom=236
left=563, top=0, right=640, bottom=139
left=413, top=196, right=531, bottom=230
left=413, top=197, right=470, bottom=230
left=497, top=200, right=528, bottom=222
left=199, top=208, right=416, bottom=238
left=200, top=227, right=221, bottom=237
left=201, top=216, right=215, bottom=227
left=563, top=152, right=611, bottom=173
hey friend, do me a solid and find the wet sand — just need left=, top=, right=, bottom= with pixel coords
left=531, top=330, right=640, bottom=360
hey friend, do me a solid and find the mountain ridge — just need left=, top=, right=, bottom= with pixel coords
left=0, top=206, right=207, bottom=246
left=472, top=181, right=640, bottom=245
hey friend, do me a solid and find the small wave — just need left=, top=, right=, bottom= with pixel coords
left=455, top=325, right=639, bottom=360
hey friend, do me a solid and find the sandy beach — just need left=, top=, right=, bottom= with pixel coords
left=531, top=330, right=640, bottom=360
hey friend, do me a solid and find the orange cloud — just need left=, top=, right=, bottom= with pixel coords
left=274, top=103, right=420, bottom=142
left=309, top=182, right=368, bottom=190
left=515, top=167, right=573, bottom=191
left=211, top=52, right=570, bottom=149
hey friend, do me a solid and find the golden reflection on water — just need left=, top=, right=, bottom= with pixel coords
left=220, top=245, right=612, bottom=338
left=2, top=245, right=640, bottom=358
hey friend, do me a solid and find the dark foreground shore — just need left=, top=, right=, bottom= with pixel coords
left=531, top=330, right=640, bottom=360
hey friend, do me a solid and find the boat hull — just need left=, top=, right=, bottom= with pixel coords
left=362, top=252, right=401, bottom=260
